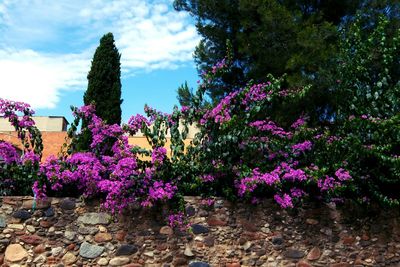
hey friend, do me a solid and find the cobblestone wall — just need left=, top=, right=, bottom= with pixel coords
left=0, top=196, right=399, bottom=267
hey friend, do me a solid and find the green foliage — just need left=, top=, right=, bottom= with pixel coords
left=173, top=0, right=358, bottom=102
left=313, top=12, right=400, bottom=207
left=84, top=33, right=123, bottom=124
left=176, top=82, right=192, bottom=107
left=311, top=115, right=400, bottom=207
left=0, top=157, right=41, bottom=196
left=334, top=14, right=400, bottom=119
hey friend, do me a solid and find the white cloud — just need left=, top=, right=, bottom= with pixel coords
left=0, top=49, right=89, bottom=109
left=0, top=0, right=199, bottom=109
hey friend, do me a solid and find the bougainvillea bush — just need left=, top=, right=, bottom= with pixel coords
left=175, top=66, right=355, bottom=209
left=35, top=104, right=188, bottom=214
left=312, top=115, right=400, bottom=207
left=0, top=99, right=42, bottom=195
left=324, top=14, right=400, bottom=207
left=0, top=15, right=399, bottom=214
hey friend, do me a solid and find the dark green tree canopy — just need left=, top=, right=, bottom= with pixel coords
left=84, top=32, right=123, bottom=125
left=173, top=0, right=361, bottom=102
left=174, top=0, right=399, bottom=126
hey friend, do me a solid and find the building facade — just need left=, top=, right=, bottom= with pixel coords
left=0, top=116, right=199, bottom=160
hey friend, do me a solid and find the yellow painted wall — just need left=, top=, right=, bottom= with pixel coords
left=128, top=136, right=194, bottom=160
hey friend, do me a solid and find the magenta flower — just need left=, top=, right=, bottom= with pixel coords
left=291, top=141, right=312, bottom=156
left=0, top=142, right=20, bottom=164
left=200, top=174, right=215, bottom=182
left=22, top=151, right=40, bottom=165
left=335, top=168, right=351, bottom=181
left=274, top=193, right=293, bottom=208
left=151, top=147, right=167, bottom=164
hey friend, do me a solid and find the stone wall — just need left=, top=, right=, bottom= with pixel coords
left=0, top=196, right=399, bottom=267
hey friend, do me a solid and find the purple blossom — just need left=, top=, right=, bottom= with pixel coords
left=0, top=98, right=39, bottom=155
left=143, top=181, right=177, bottom=207
left=111, top=157, right=138, bottom=179
left=151, top=147, right=167, bottom=164
left=200, top=174, right=215, bottom=182
left=249, top=120, right=292, bottom=138
left=126, top=114, right=150, bottom=135
left=0, top=142, right=20, bottom=164
left=291, top=116, right=307, bottom=129
left=32, top=181, right=47, bottom=200
left=22, top=151, right=40, bottom=165
left=168, top=212, right=189, bottom=230
left=236, top=168, right=280, bottom=196
left=274, top=193, right=294, bottom=208
left=335, top=168, right=351, bottom=181
left=200, top=198, right=215, bottom=207
left=241, top=83, right=270, bottom=107
left=282, top=168, right=307, bottom=182
left=317, top=176, right=337, bottom=191
left=291, top=141, right=312, bottom=156
left=180, top=105, right=190, bottom=113
left=314, top=133, right=324, bottom=139
left=290, top=188, right=305, bottom=198
left=200, top=91, right=238, bottom=125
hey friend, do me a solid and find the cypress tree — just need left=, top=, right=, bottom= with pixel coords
left=84, top=32, right=123, bottom=125
left=76, top=33, right=122, bottom=152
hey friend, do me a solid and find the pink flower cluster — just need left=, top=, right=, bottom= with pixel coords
left=273, top=189, right=307, bottom=209
left=151, top=147, right=167, bottom=165
left=200, top=174, right=215, bottom=182
left=200, top=198, right=215, bottom=207
left=241, top=83, right=271, bottom=107
left=317, top=168, right=352, bottom=192
left=291, top=116, right=307, bottom=129
left=291, top=141, right=313, bottom=156
left=37, top=105, right=179, bottom=213
left=168, top=212, right=188, bottom=230
left=200, top=91, right=238, bottom=125
left=0, top=98, right=41, bottom=155
left=0, top=142, right=20, bottom=164
left=126, top=114, right=151, bottom=135
left=274, top=193, right=294, bottom=208
left=143, top=181, right=177, bottom=206
left=249, top=120, right=292, bottom=138
left=22, top=151, right=40, bottom=165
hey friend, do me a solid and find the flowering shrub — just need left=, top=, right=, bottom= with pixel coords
left=168, top=211, right=191, bottom=231
left=33, top=104, right=189, bottom=214
left=1, top=24, right=398, bottom=212
left=175, top=70, right=355, bottom=208
left=317, top=15, right=400, bottom=207
left=0, top=99, right=42, bottom=195
left=310, top=115, right=400, bottom=207
left=0, top=141, right=20, bottom=164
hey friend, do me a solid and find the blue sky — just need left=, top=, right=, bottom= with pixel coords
left=0, top=0, right=200, bottom=123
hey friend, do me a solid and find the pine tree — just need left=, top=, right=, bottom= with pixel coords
left=173, top=0, right=360, bottom=101
left=84, top=32, right=123, bottom=125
